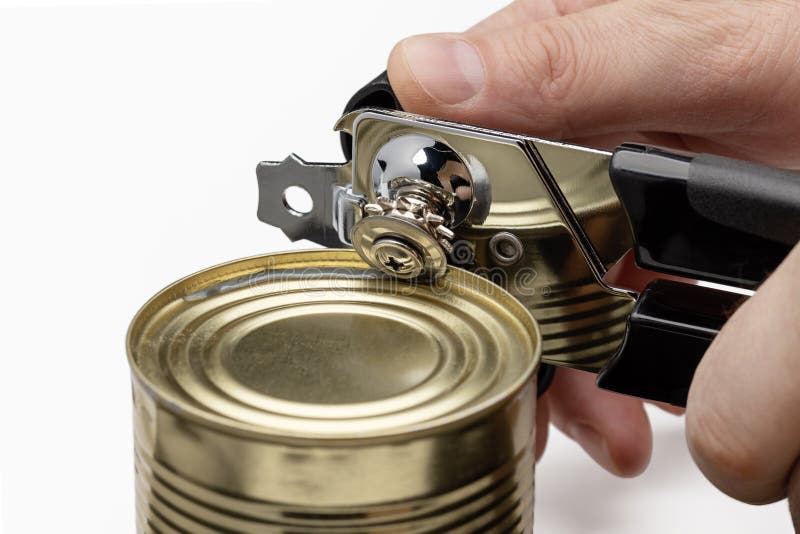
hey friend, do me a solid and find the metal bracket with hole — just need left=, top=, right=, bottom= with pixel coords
left=256, top=154, right=354, bottom=249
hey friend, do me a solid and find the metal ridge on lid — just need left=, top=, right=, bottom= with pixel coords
left=127, top=249, right=541, bottom=441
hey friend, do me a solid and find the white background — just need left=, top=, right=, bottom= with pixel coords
left=0, top=1, right=792, bottom=533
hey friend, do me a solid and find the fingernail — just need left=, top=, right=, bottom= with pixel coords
left=566, top=423, right=617, bottom=473
left=402, top=35, right=485, bottom=104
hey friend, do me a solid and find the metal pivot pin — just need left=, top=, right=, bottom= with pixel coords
left=351, top=135, right=475, bottom=279
left=371, top=237, right=424, bottom=277
left=352, top=178, right=458, bottom=279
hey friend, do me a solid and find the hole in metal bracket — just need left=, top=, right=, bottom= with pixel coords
left=282, top=186, right=313, bottom=217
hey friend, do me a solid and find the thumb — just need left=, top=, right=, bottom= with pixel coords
left=387, top=0, right=795, bottom=142
left=686, top=243, right=800, bottom=508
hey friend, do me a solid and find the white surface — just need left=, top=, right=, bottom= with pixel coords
left=0, top=1, right=791, bottom=533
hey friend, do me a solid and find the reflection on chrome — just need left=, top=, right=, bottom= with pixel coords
left=371, top=134, right=474, bottom=226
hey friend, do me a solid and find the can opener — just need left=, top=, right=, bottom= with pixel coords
left=256, top=72, right=800, bottom=407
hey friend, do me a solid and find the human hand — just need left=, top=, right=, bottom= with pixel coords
left=387, top=0, right=800, bottom=522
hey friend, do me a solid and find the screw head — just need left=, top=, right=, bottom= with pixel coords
left=370, top=238, right=424, bottom=278
left=351, top=215, right=448, bottom=280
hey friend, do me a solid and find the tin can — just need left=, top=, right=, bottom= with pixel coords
left=127, top=249, right=541, bottom=532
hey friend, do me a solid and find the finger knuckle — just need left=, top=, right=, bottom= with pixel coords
left=704, top=10, right=771, bottom=85
left=704, top=4, right=800, bottom=129
left=651, top=2, right=793, bottom=107
left=515, top=19, right=584, bottom=107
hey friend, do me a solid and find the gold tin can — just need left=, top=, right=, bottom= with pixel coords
left=127, top=249, right=541, bottom=533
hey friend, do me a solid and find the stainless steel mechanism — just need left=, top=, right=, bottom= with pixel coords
left=257, top=108, right=636, bottom=373
left=353, top=178, right=455, bottom=279
left=351, top=132, right=485, bottom=278
left=257, top=90, right=798, bottom=407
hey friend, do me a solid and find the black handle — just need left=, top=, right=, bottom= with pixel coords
left=600, top=145, right=799, bottom=405
left=340, top=71, right=402, bottom=160
left=608, top=144, right=798, bottom=288
left=597, top=279, right=745, bottom=406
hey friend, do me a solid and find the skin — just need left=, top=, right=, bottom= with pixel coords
left=386, top=0, right=800, bottom=527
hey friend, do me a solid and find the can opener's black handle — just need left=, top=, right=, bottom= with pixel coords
left=598, top=144, right=800, bottom=406
left=340, top=71, right=400, bottom=160
left=607, top=143, right=799, bottom=287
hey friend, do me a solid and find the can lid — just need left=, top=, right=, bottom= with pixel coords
left=128, top=250, right=540, bottom=440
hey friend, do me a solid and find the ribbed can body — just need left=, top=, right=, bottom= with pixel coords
left=128, top=250, right=541, bottom=533
left=132, top=378, right=536, bottom=533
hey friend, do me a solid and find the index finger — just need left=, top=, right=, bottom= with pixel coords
left=467, top=0, right=614, bottom=33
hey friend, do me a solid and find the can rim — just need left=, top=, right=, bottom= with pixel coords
left=127, top=249, right=542, bottom=443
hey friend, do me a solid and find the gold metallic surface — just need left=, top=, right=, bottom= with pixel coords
left=338, top=110, right=635, bottom=371
left=128, top=249, right=540, bottom=532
